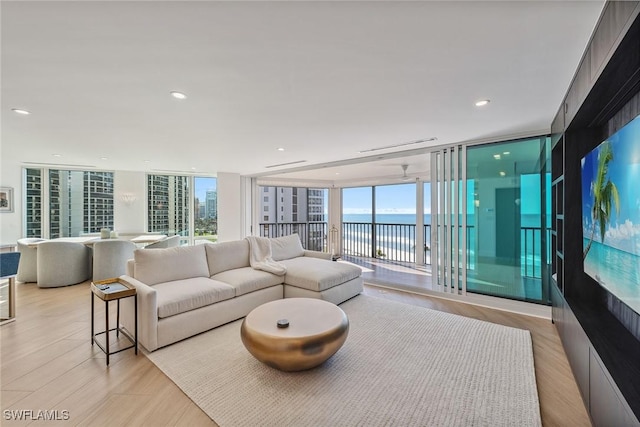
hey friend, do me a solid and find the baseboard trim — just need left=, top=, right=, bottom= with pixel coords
left=365, top=282, right=552, bottom=320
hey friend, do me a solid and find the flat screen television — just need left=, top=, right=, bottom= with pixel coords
left=581, top=114, right=640, bottom=316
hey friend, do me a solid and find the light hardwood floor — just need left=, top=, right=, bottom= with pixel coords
left=1, top=279, right=591, bottom=426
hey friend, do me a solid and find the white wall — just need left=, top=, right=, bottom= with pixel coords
left=113, top=170, right=146, bottom=233
left=217, top=172, right=243, bottom=242
left=0, top=159, right=23, bottom=246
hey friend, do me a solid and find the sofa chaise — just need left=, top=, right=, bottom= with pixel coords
left=119, top=234, right=362, bottom=351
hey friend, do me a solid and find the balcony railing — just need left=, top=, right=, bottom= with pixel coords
left=258, top=221, right=549, bottom=279
left=259, top=222, right=327, bottom=252
left=342, top=222, right=549, bottom=279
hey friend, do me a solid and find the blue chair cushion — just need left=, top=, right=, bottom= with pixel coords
left=0, top=252, right=21, bottom=278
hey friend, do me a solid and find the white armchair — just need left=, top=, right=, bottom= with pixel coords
left=16, top=238, right=46, bottom=283
left=37, top=241, right=92, bottom=287
left=92, top=240, right=136, bottom=282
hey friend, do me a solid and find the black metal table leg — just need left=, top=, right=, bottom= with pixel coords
left=134, top=294, right=138, bottom=354
left=105, top=300, right=109, bottom=366
left=91, top=292, right=94, bottom=345
left=116, top=299, right=120, bottom=338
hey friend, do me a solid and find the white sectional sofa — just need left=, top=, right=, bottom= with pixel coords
left=119, top=234, right=362, bottom=351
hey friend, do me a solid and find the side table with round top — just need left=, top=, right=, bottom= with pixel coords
left=241, top=298, right=349, bottom=372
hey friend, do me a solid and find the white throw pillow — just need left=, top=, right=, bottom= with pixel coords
left=270, top=234, right=305, bottom=261
left=134, top=245, right=210, bottom=286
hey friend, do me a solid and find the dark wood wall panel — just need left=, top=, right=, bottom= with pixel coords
left=553, top=3, right=640, bottom=424
left=607, top=89, right=640, bottom=134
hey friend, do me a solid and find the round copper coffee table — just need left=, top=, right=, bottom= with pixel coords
left=240, top=298, right=349, bottom=372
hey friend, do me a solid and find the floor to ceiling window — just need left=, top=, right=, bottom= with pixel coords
left=342, top=183, right=417, bottom=262
left=24, top=168, right=114, bottom=238
left=342, top=186, right=373, bottom=257
left=147, top=174, right=190, bottom=242
left=423, top=182, right=432, bottom=265
left=258, top=186, right=328, bottom=251
left=194, top=177, right=217, bottom=243
left=374, top=183, right=416, bottom=262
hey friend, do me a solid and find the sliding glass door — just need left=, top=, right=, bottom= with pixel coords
left=430, top=136, right=550, bottom=304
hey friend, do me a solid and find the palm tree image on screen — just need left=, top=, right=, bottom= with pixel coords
left=583, top=141, right=620, bottom=260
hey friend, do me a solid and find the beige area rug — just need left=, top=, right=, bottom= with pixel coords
left=147, top=295, right=541, bottom=427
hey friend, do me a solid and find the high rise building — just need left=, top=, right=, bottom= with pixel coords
left=205, top=190, right=217, bottom=219
left=84, top=171, right=114, bottom=234
left=43, top=169, right=114, bottom=238
left=148, top=175, right=189, bottom=235
left=25, top=169, right=42, bottom=237
left=194, top=197, right=200, bottom=219
left=259, top=186, right=327, bottom=250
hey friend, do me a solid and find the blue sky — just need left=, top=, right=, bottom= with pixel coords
left=343, top=183, right=423, bottom=214
left=343, top=178, right=545, bottom=216
left=194, top=177, right=217, bottom=202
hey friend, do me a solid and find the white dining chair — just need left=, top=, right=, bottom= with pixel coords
left=37, top=241, right=92, bottom=287
left=16, top=238, right=46, bottom=283
left=92, top=239, right=137, bottom=282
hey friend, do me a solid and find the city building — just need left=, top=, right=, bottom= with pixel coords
left=25, top=169, right=114, bottom=238
left=205, top=190, right=217, bottom=219
left=147, top=175, right=189, bottom=236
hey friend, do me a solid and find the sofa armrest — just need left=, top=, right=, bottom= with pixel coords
left=303, top=250, right=332, bottom=260
left=119, top=275, right=159, bottom=351
left=126, top=259, right=135, bottom=276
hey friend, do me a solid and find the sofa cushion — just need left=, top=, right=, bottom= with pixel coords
left=280, top=257, right=361, bottom=292
left=154, top=277, right=235, bottom=319
left=134, top=245, right=210, bottom=286
left=211, top=267, right=284, bottom=297
left=271, top=234, right=305, bottom=261
left=205, top=240, right=250, bottom=276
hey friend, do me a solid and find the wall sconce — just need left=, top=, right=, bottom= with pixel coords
left=120, top=192, right=138, bottom=206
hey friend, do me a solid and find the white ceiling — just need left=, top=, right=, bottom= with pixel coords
left=1, top=1, right=604, bottom=183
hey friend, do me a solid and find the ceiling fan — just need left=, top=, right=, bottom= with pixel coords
left=400, top=164, right=413, bottom=182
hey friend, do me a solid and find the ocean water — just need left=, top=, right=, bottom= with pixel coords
left=584, top=239, right=640, bottom=315
left=343, top=213, right=544, bottom=228
left=341, top=213, right=547, bottom=277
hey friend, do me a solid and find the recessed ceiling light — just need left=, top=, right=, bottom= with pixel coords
left=170, top=91, right=187, bottom=99
left=52, top=154, right=62, bottom=157
left=191, top=167, right=196, bottom=170
left=503, top=151, right=510, bottom=155
left=475, top=99, right=490, bottom=107
left=335, top=172, right=341, bottom=175
left=277, top=148, right=285, bottom=152
left=12, top=108, right=30, bottom=115
left=499, top=171, right=506, bottom=177
left=100, top=157, right=108, bottom=160
left=493, top=154, right=501, bottom=160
